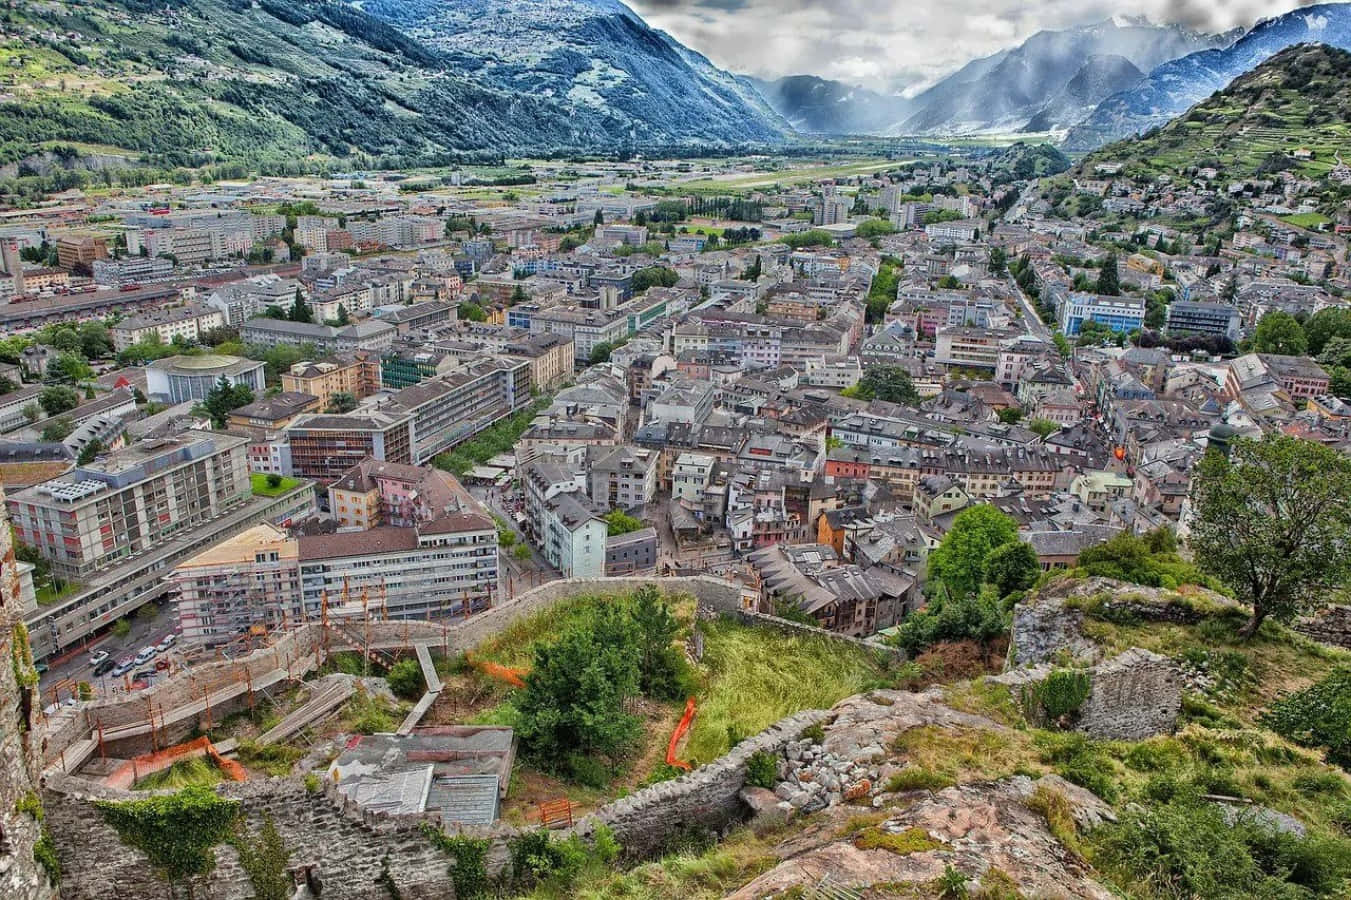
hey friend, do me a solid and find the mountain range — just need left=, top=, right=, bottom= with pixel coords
left=1063, top=2, right=1351, bottom=149
left=0, top=0, right=786, bottom=170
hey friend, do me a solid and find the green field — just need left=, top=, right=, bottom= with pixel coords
left=1281, top=212, right=1334, bottom=229
left=676, top=158, right=909, bottom=193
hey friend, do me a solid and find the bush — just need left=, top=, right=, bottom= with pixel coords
left=1022, top=669, right=1091, bottom=726
left=385, top=658, right=425, bottom=701
left=886, top=768, right=956, bottom=792
left=890, top=589, right=1007, bottom=655
left=567, top=754, right=610, bottom=790
left=745, top=750, right=779, bottom=789
left=1092, top=793, right=1351, bottom=898
left=421, top=826, right=491, bottom=900
left=800, top=722, right=826, bottom=744
left=1263, top=668, right=1351, bottom=768
left=1037, top=733, right=1117, bottom=803
left=506, top=829, right=587, bottom=891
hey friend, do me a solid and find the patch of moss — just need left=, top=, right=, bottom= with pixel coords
left=854, top=826, right=941, bottom=855
left=886, top=768, right=956, bottom=793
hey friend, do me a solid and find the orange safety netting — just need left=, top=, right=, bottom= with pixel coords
left=107, top=735, right=247, bottom=789
left=666, top=697, right=697, bottom=772
left=468, top=653, right=528, bottom=688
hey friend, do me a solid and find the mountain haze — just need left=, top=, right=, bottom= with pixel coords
left=747, top=75, right=914, bottom=135
left=1064, top=2, right=1351, bottom=150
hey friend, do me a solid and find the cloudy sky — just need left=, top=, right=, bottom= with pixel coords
left=626, top=0, right=1321, bottom=93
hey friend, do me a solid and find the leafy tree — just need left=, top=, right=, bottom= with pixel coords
left=515, top=609, right=642, bottom=765
left=629, top=584, right=684, bottom=700
left=927, top=505, right=1020, bottom=600
left=38, top=385, right=80, bottom=417
left=589, top=342, right=614, bottom=365
left=984, top=540, right=1040, bottom=597
left=742, top=255, right=762, bottom=283
left=1096, top=253, right=1120, bottom=296
left=458, top=302, right=487, bottom=323
left=604, top=509, right=644, bottom=536
left=988, top=246, right=1008, bottom=276
left=51, top=352, right=93, bottom=383
left=855, top=365, right=919, bottom=405
left=201, top=376, right=254, bottom=428
left=1251, top=311, right=1308, bottom=356
left=77, top=439, right=104, bottom=465
left=593, top=209, right=604, bottom=225
left=996, top=407, right=1023, bottom=425
left=890, top=586, right=1007, bottom=654
left=50, top=327, right=81, bottom=353
left=0, top=375, right=16, bottom=395
left=1191, top=433, right=1351, bottom=638
left=1303, top=307, right=1351, bottom=357
left=326, top=392, right=357, bottom=414
left=79, top=321, right=114, bottom=358
left=937, top=274, right=961, bottom=289
left=41, top=417, right=75, bottom=442
left=631, top=266, right=679, bottom=293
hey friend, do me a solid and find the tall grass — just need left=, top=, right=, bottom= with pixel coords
left=132, top=756, right=225, bottom=791
left=684, top=619, right=886, bottom=762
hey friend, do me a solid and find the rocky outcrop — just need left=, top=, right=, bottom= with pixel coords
left=729, top=775, right=1116, bottom=900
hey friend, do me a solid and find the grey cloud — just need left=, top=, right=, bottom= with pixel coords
left=626, top=0, right=1317, bottom=87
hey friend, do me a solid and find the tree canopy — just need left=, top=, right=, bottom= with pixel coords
left=926, top=505, right=1021, bottom=601
left=1190, top=433, right=1351, bottom=637
left=1251, top=311, right=1308, bottom=356
left=853, top=365, right=919, bottom=405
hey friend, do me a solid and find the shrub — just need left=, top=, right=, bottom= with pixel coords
left=303, top=773, right=321, bottom=795
left=745, top=750, right=779, bottom=789
left=1037, top=733, right=1117, bottom=803
left=421, top=826, right=491, bottom=900
left=230, top=816, right=291, bottom=900
left=566, top=754, right=610, bottom=789
left=889, top=589, right=1007, bottom=655
left=33, top=827, right=60, bottom=884
left=385, top=658, right=425, bottom=701
left=1263, top=668, right=1351, bottom=768
left=1022, top=669, right=1091, bottom=726
left=639, top=763, right=685, bottom=788
left=506, top=829, right=587, bottom=891
left=800, top=722, right=826, bottom=744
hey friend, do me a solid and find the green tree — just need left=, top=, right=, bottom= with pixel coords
left=927, top=505, right=1020, bottom=600
left=510, top=284, right=528, bottom=305
left=1096, top=253, right=1120, bottom=296
left=629, top=584, right=683, bottom=699
left=335, top=304, right=350, bottom=326
left=855, top=365, right=919, bottom=405
left=79, top=321, right=114, bottom=359
left=988, top=247, right=1008, bottom=277
left=742, top=255, right=762, bottom=283
left=51, top=352, right=93, bottom=384
left=50, top=327, right=81, bottom=353
left=41, top=417, right=75, bottom=442
left=458, top=302, right=487, bottom=323
left=996, top=407, right=1023, bottom=425
left=1027, top=418, right=1060, bottom=440
left=77, top=439, right=104, bottom=464
left=1304, top=307, right=1351, bottom=357
left=1252, top=311, right=1308, bottom=356
left=1191, top=433, right=1351, bottom=638
left=589, top=342, right=614, bottom=365
left=515, top=609, right=642, bottom=765
left=38, top=385, right=80, bottom=417
left=289, top=288, right=313, bottom=324
left=201, top=376, right=254, bottom=428
left=604, top=509, right=644, bottom=536
left=326, top=392, right=357, bottom=414
left=984, top=540, right=1040, bottom=597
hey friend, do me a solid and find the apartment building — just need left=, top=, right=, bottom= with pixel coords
left=586, top=445, right=658, bottom=510
left=173, top=513, right=499, bottom=647
left=1165, top=300, right=1241, bottom=341
left=111, top=304, right=226, bottom=351
left=205, top=274, right=303, bottom=326
left=280, top=353, right=382, bottom=408
left=502, top=333, right=574, bottom=392
left=328, top=458, right=483, bottom=530
left=240, top=318, right=397, bottom=354
left=286, top=410, right=415, bottom=483
left=6, top=432, right=251, bottom=581
left=934, top=326, right=1009, bottom=369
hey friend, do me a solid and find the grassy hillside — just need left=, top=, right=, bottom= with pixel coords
left=0, top=0, right=643, bottom=173
left=1080, top=42, right=1351, bottom=179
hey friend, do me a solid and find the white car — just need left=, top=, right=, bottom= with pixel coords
left=156, top=633, right=177, bottom=653
left=133, top=646, right=157, bottom=666
left=89, top=649, right=110, bottom=668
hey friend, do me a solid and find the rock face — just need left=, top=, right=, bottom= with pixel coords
left=1003, top=580, right=1185, bottom=741
left=729, top=775, right=1116, bottom=900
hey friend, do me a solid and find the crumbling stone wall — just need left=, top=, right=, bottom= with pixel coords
left=726, top=609, right=906, bottom=659
left=994, top=648, right=1181, bottom=741
left=1295, top=605, right=1351, bottom=649
left=44, top=774, right=457, bottom=900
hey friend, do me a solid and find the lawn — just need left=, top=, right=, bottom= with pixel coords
left=250, top=473, right=301, bottom=497
left=1281, top=212, right=1332, bottom=229
left=683, top=618, right=889, bottom=762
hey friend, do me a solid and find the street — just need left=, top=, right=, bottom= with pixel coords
left=38, top=601, right=183, bottom=707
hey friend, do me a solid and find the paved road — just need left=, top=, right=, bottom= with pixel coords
left=38, top=602, right=182, bottom=707
left=468, top=483, right=560, bottom=594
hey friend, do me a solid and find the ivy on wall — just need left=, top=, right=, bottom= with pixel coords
left=96, top=786, right=241, bottom=886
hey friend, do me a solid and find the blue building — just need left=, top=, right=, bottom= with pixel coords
left=1058, top=293, right=1146, bottom=336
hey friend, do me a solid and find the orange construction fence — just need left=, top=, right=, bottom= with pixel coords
left=666, top=697, right=697, bottom=772
left=105, top=735, right=247, bottom=790
left=468, top=653, right=528, bottom=689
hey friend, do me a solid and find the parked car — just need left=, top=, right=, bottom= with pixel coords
left=156, top=633, right=176, bottom=653
left=89, top=649, right=110, bottom=668
left=132, top=669, right=157, bottom=683
left=93, top=658, right=116, bottom=677
left=111, top=657, right=134, bottom=677
left=133, top=646, right=156, bottom=666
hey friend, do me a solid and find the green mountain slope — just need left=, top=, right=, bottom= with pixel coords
left=1080, top=42, right=1351, bottom=179
left=0, top=0, right=778, bottom=173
